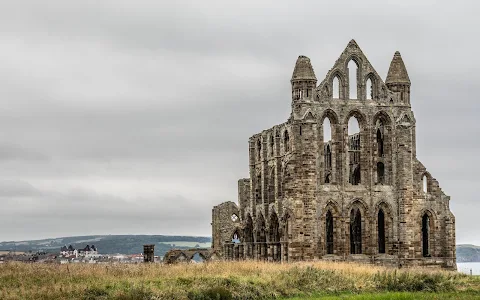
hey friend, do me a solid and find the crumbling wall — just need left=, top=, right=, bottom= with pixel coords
left=211, top=40, right=455, bottom=269
left=211, top=201, right=240, bottom=254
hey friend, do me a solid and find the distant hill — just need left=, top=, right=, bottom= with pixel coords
left=457, top=244, right=480, bottom=262
left=1, top=236, right=478, bottom=262
left=0, top=235, right=211, bottom=257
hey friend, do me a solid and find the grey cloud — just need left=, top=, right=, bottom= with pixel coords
left=0, top=180, right=42, bottom=197
left=0, top=0, right=478, bottom=244
left=0, top=144, right=49, bottom=161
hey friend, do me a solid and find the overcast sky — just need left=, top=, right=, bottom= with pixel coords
left=0, top=0, right=478, bottom=244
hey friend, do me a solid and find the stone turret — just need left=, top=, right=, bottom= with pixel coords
left=291, top=56, right=317, bottom=103
left=386, top=51, right=411, bottom=105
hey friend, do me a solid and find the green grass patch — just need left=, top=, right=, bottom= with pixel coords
left=0, top=261, right=478, bottom=299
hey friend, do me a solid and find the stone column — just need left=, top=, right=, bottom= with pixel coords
left=283, top=243, right=288, bottom=262
left=239, top=244, right=244, bottom=260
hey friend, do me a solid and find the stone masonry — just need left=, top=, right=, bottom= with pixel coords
left=211, top=40, right=456, bottom=269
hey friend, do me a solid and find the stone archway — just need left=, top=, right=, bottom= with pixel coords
left=256, top=214, right=267, bottom=260
left=269, top=212, right=281, bottom=261
left=350, top=208, right=362, bottom=254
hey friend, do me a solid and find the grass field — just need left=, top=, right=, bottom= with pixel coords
left=0, top=261, right=478, bottom=299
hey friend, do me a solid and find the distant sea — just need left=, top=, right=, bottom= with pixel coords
left=457, top=262, right=480, bottom=275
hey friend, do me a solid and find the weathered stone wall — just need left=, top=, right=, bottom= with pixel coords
left=212, top=40, right=456, bottom=269
left=211, top=201, right=240, bottom=252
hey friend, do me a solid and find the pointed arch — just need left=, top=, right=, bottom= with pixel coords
left=347, top=113, right=363, bottom=185
left=244, top=214, right=254, bottom=258
left=350, top=208, right=362, bottom=254
left=323, top=117, right=333, bottom=184
left=284, top=129, right=290, bottom=153
left=323, top=117, right=332, bottom=143
left=366, top=78, right=373, bottom=100
left=281, top=209, right=292, bottom=262
left=347, top=59, right=360, bottom=99
left=329, top=70, right=345, bottom=99
left=376, top=128, right=384, bottom=157
left=378, top=209, right=385, bottom=253
left=373, top=110, right=392, bottom=126
left=269, top=211, right=281, bottom=261
left=421, top=172, right=432, bottom=193
left=255, top=214, right=267, bottom=260
left=373, top=111, right=392, bottom=185
left=333, top=76, right=340, bottom=99
left=320, top=201, right=341, bottom=256
left=375, top=201, right=394, bottom=255
left=420, top=210, right=436, bottom=257
left=320, top=108, right=340, bottom=125
left=231, top=228, right=242, bottom=243
left=344, top=109, right=367, bottom=129
left=326, top=210, right=334, bottom=254
left=365, top=73, right=377, bottom=100
left=347, top=199, right=367, bottom=255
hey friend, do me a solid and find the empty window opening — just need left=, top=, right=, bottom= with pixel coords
left=422, top=213, right=431, bottom=257
left=232, top=230, right=241, bottom=243
left=366, top=78, right=373, bottom=100
left=192, top=253, right=205, bottom=263
left=284, top=130, right=290, bottom=152
left=306, top=89, right=309, bottom=97
left=376, top=128, right=384, bottom=157
left=422, top=175, right=428, bottom=193
left=270, top=135, right=274, bottom=156
left=326, top=210, right=334, bottom=254
left=348, top=116, right=360, bottom=135
left=378, top=209, right=385, bottom=253
left=325, top=173, right=331, bottom=183
left=348, top=60, right=358, bottom=99
left=256, top=215, right=267, bottom=260
left=348, top=116, right=361, bottom=185
left=351, top=166, right=361, bottom=185
left=323, top=117, right=333, bottom=184
left=269, top=213, right=281, bottom=261
left=333, top=76, right=340, bottom=98
left=377, top=162, right=385, bottom=184
left=299, top=125, right=302, bottom=136
left=325, top=145, right=332, bottom=170
left=231, top=214, right=239, bottom=222
left=323, top=118, right=332, bottom=142
left=244, top=215, right=254, bottom=258
left=350, top=208, right=362, bottom=254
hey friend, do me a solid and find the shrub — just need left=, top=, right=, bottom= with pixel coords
left=188, top=286, right=232, bottom=300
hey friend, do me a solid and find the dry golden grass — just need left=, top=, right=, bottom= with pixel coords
left=0, top=261, right=477, bottom=299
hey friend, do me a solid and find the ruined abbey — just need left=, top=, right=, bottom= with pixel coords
left=211, top=40, right=456, bottom=269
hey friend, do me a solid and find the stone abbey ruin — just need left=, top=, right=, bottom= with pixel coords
left=209, top=40, right=456, bottom=269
